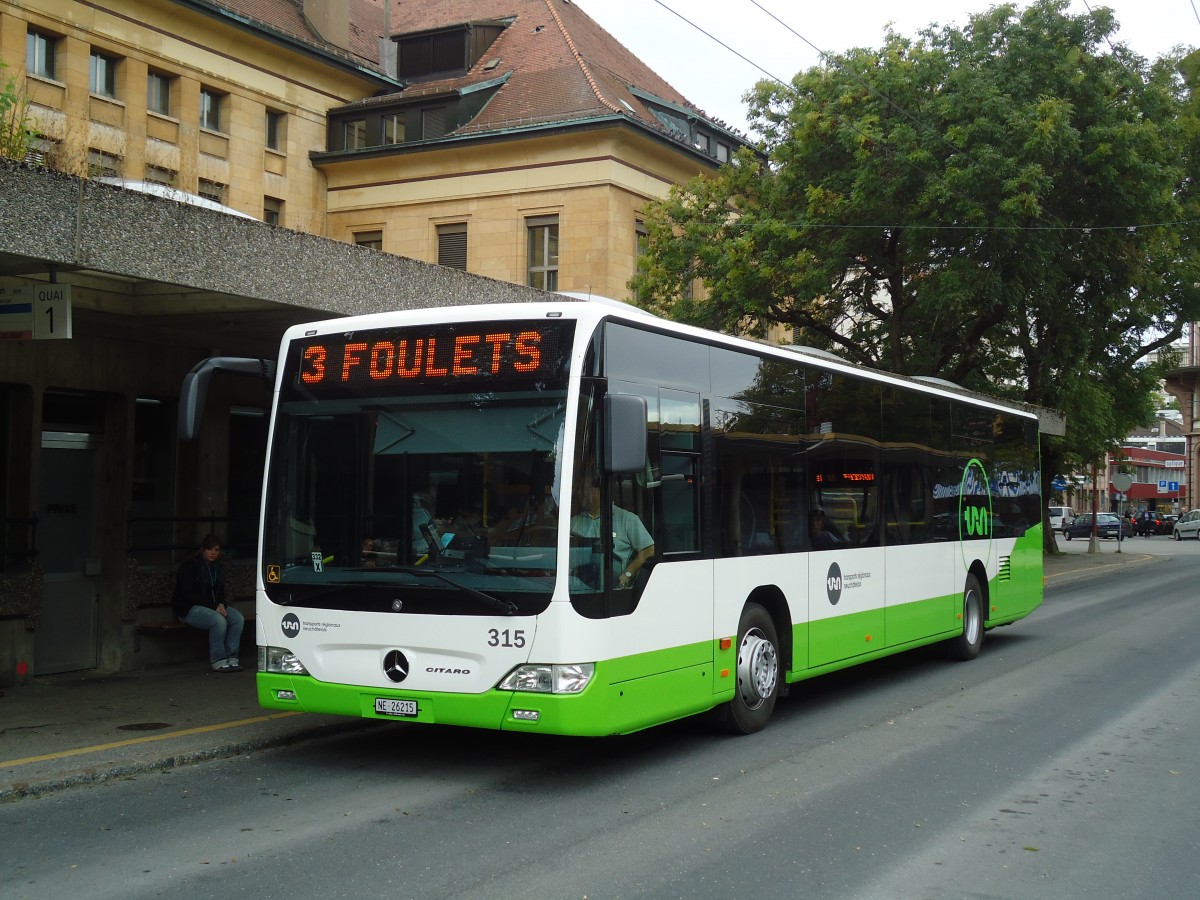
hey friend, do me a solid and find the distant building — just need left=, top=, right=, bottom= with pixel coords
left=1122, top=414, right=1187, bottom=457
left=1105, top=445, right=1187, bottom=514
left=1054, top=415, right=1189, bottom=516
left=1164, top=323, right=1200, bottom=514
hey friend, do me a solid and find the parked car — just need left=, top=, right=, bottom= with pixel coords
left=1048, top=506, right=1076, bottom=533
left=1063, top=512, right=1131, bottom=541
left=1172, top=509, right=1200, bottom=541
left=1162, top=514, right=1179, bottom=534
left=1134, top=510, right=1166, bottom=536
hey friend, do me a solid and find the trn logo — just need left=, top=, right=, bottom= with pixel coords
left=959, top=459, right=994, bottom=544
left=281, top=613, right=301, bottom=639
left=826, top=561, right=843, bottom=606
left=963, top=505, right=991, bottom=537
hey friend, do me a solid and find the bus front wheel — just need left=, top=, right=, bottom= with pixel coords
left=713, top=602, right=780, bottom=734
left=947, top=574, right=984, bottom=661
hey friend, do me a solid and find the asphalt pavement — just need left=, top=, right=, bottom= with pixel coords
left=0, top=540, right=1163, bottom=802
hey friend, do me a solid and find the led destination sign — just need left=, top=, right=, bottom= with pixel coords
left=289, top=320, right=574, bottom=395
left=814, top=466, right=876, bottom=486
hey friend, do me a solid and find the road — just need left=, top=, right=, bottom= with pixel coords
left=4, top=544, right=1199, bottom=900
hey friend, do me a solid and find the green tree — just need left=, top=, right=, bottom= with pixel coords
left=634, top=0, right=1200, bottom=551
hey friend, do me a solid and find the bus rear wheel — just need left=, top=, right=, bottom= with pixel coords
left=947, top=574, right=984, bottom=661
left=714, top=602, right=780, bottom=734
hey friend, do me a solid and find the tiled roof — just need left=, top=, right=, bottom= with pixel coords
left=195, top=0, right=743, bottom=146
left=185, top=0, right=389, bottom=71
left=389, top=0, right=742, bottom=141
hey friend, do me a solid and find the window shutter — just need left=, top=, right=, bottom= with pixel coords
left=437, top=224, right=467, bottom=270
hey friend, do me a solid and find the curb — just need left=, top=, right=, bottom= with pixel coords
left=0, top=719, right=378, bottom=803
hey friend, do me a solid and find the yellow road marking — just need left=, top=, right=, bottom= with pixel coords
left=0, top=711, right=303, bottom=769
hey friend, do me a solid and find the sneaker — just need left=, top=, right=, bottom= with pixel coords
left=227, top=660, right=243, bottom=672
left=211, top=658, right=230, bottom=672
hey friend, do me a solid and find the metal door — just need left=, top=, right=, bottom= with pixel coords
left=33, top=432, right=102, bottom=675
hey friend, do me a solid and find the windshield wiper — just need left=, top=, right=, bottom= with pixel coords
left=412, top=570, right=517, bottom=616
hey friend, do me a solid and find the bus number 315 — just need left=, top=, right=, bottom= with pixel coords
left=488, top=628, right=527, bottom=648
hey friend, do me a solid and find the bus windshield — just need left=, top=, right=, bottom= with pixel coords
left=260, top=319, right=574, bottom=614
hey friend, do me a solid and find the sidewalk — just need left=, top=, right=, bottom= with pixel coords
left=0, top=662, right=374, bottom=802
left=1042, top=535, right=1158, bottom=585
left=0, top=545, right=1153, bottom=802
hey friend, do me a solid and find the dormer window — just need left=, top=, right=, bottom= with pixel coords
left=396, top=21, right=506, bottom=82
left=629, top=86, right=742, bottom=164
left=399, top=28, right=467, bottom=80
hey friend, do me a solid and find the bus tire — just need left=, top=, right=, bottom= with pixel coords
left=947, top=574, right=984, bottom=661
left=713, top=602, right=780, bottom=735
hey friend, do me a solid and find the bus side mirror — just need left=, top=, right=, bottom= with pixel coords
left=604, top=393, right=647, bottom=474
left=178, top=356, right=276, bottom=440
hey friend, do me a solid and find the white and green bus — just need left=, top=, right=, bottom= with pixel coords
left=235, top=297, right=1041, bottom=736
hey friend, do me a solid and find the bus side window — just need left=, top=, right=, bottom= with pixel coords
left=659, top=454, right=698, bottom=553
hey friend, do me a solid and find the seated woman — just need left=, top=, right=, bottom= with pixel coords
left=172, top=533, right=244, bottom=672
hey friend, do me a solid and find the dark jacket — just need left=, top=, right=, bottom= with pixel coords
left=172, top=554, right=227, bottom=618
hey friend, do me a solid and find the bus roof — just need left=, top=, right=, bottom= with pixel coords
left=279, top=294, right=1051, bottom=428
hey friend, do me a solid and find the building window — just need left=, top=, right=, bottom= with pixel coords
left=198, top=179, right=226, bottom=204
left=437, top=223, right=467, bottom=270
left=716, top=142, right=731, bottom=163
left=147, top=70, right=172, bottom=115
left=422, top=107, right=447, bottom=140
left=26, top=29, right=56, bottom=80
left=87, top=149, right=122, bottom=178
left=383, top=113, right=406, bottom=145
left=24, top=135, right=57, bottom=166
left=264, top=197, right=283, bottom=226
left=200, top=88, right=223, bottom=131
left=344, top=119, right=367, bottom=150
left=144, top=164, right=175, bottom=186
left=90, top=50, right=118, bottom=98
left=682, top=267, right=695, bottom=303
left=354, top=230, right=383, bottom=251
left=527, top=216, right=559, bottom=291
left=266, top=110, right=286, bottom=151
left=398, top=28, right=471, bottom=81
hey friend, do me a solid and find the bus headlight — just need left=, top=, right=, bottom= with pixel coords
left=498, top=663, right=594, bottom=694
left=259, top=645, right=310, bottom=675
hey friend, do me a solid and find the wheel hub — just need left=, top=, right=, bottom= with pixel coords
left=737, top=627, right=778, bottom=710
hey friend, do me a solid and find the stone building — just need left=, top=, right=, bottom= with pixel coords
left=1165, top=326, right=1200, bottom=518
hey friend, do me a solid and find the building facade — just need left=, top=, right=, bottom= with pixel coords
left=1105, top=445, right=1188, bottom=515
left=1165, top=325, right=1200, bottom=519
left=3, top=0, right=740, bottom=296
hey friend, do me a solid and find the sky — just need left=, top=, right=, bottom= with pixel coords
left=574, top=0, right=1200, bottom=136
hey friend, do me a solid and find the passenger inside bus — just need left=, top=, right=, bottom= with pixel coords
left=809, top=509, right=842, bottom=549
